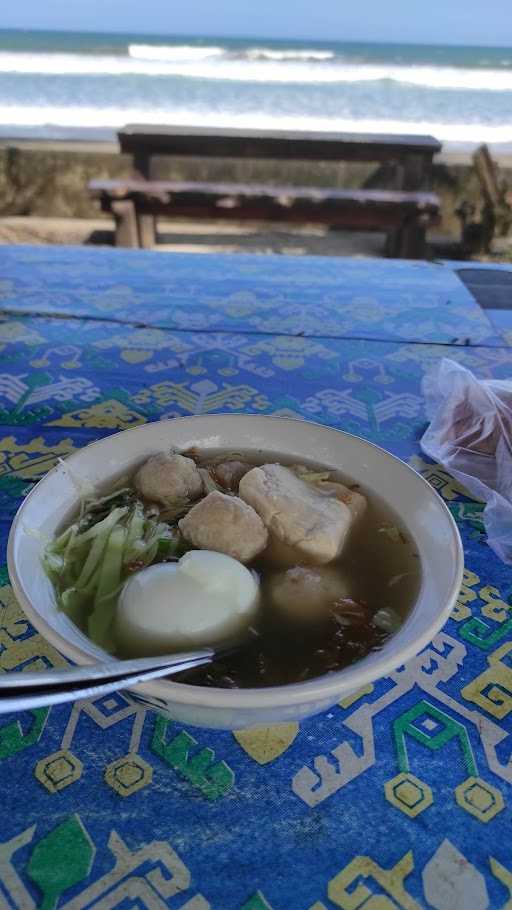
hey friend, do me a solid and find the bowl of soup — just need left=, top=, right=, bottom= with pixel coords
left=7, top=415, right=463, bottom=729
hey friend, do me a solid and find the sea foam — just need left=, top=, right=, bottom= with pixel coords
left=0, top=50, right=511, bottom=91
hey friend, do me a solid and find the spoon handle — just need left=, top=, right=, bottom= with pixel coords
left=0, top=651, right=213, bottom=713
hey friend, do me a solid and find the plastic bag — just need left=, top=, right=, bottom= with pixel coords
left=420, top=358, right=512, bottom=564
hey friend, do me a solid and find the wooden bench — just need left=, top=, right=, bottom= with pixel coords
left=90, top=125, right=442, bottom=257
left=90, top=178, right=441, bottom=258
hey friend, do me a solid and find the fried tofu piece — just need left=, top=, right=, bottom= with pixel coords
left=239, top=464, right=352, bottom=565
left=313, top=480, right=367, bottom=522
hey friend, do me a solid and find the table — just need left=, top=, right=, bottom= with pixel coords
left=1, top=245, right=512, bottom=910
left=118, top=124, right=441, bottom=188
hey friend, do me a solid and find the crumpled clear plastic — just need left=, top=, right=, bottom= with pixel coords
left=420, top=358, right=512, bottom=564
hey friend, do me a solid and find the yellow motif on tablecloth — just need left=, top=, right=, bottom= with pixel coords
left=94, top=326, right=190, bottom=351
left=233, top=723, right=299, bottom=765
left=327, top=850, right=420, bottom=910
left=91, top=284, right=140, bottom=311
left=104, top=752, right=153, bottom=797
left=28, top=344, right=83, bottom=370
left=462, top=641, right=512, bottom=719
left=134, top=379, right=269, bottom=414
left=339, top=684, right=374, bottom=708
left=454, top=776, right=504, bottom=823
left=35, top=749, right=83, bottom=793
left=49, top=399, right=146, bottom=429
left=479, top=585, right=511, bottom=622
left=450, top=569, right=512, bottom=627
left=457, top=573, right=512, bottom=653
left=384, top=772, right=433, bottom=818
left=408, top=456, right=474, bottom=500
left=0, top=584, right=67, bottom=674
left=209, top=289, right=278, bottom=318
left=0, top=435, right=77, bottom=481
left=120, top=348, right=153, bottom=363
left=0, top=320, right=43, bottom=347
left=490, top=857, right=512, bottom=907
left=243, top=336, right=338, bottom=372
left=452, top=568, right=480, bottom=621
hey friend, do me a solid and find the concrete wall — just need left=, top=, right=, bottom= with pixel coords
left=0, top=142, right=129, bottom=218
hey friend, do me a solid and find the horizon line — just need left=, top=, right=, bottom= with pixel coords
left=0, top=25, right=511, bottom=51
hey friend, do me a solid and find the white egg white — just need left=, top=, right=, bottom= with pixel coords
left=116, top=549, right=260, bottom=655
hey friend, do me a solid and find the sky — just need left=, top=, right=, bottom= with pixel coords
left=1, top=0, right=512, bottom=46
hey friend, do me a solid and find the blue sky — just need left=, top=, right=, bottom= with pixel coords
left=1, top=0, right=511, bottom=46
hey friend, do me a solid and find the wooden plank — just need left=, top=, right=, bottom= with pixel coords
left=89, top=178, right=439, bottom=212
left=118, top=124, right=441, bottom=164
left=130, top=199, right=439, bottom=231
left=473, top=144, right=501, bottom=208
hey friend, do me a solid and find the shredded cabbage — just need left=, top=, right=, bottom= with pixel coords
left=43, top=494, right=184, bottom=651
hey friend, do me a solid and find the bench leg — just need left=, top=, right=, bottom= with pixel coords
left=111, top=200, right=139, bottom=248
left=138, top=214, right=157, bottom=249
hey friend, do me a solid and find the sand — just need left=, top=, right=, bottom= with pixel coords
left=0, top=214, right=388, bottom=257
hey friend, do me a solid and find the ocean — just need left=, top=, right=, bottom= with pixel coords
left=1, top=29, right=512, bottom=149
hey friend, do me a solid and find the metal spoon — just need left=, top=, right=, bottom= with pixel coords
left=0, top=650, right=214, bottom=713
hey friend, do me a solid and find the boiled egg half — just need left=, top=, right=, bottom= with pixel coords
left=116, top=550, right=259, bottom=655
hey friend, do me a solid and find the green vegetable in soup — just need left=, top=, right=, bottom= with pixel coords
left=43, top=494, right=184, bottom=650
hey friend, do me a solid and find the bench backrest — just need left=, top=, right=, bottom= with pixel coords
left=118, top=124, right=442, bottom=189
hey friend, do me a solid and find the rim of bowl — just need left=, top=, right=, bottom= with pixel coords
left=7, top=414, right=464, bottom=710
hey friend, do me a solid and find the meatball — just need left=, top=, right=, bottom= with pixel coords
left=134, top=452, right=203, bottom=507
left=267, top=565, right=352, bottom=622
left=179, top=491, right=268, bottom=563
left=239, top=463, right=351, bottom=565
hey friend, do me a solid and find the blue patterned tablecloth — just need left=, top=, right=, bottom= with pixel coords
left=1, top=245, right=512, bottom=910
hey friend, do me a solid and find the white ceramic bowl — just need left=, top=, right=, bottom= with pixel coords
left=8, top=415, right=463, bottom=729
